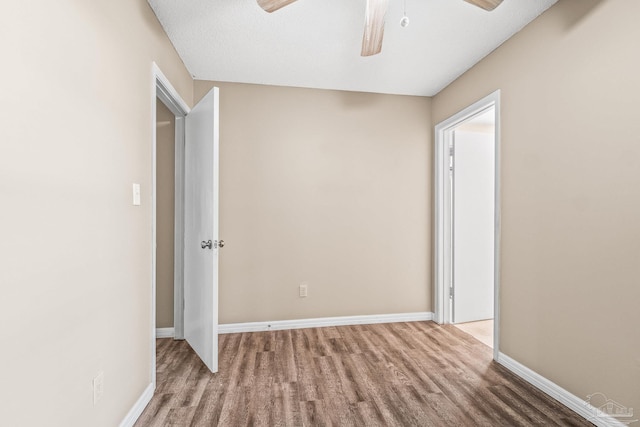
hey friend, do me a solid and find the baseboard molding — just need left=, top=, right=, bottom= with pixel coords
left=119, top=383, right=153, bottom=427
left=156, top=327, right=174, bottom=338
left=218, top=311, right=433, bottom=334
left=497, top=353, right=630, bottom=427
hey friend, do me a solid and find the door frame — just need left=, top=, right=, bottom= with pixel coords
left=151, top=63, right=190, bottom=387
left=433, top=90, right=501, bottom=360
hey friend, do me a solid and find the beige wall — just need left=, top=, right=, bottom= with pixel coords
left=433, top=0, right=640, bottom=414
left=194, top=81, right=432, bottom=324
left=156, top=99, right=175, bottom=328
left=0, top=1, right=192, bottom=426
left=6, top=0, right=637, bottom=424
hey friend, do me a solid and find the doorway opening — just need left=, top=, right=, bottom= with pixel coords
left=151, top=64, right=221, bottom=390
left=151, top=64, right=189, bottom=387
left=434, top=91, right=501, bottom=358
left=155, top=98, right=177, bottom=340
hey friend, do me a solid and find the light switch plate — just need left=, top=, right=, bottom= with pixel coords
left=93, top=371, right=104, bottom=405
left=132, top=183, right=141, bottom=206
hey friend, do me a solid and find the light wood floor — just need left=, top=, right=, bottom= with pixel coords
left=453, top=319, right=493, bottom=348
left=136, top=322, right=592, bottom=426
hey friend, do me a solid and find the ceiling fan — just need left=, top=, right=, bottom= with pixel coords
left=256, top=0, right=503, bottom=57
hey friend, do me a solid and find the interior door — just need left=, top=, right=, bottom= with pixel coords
left=452, top=129, right=494, bottom=324
left=184, top=88, right=219, bottom=373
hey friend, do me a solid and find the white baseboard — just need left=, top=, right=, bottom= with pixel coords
left=156, top=327, right=174, bottom=338
left=218, top=311, right=433, bottom=334
left=497, top=353, right=630, bottom=427
left=119, top=383, right=153, bottom=427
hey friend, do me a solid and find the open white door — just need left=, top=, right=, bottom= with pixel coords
left=184, top=88, right=219, bottom=373
left=452, top=129, right=494, bottom=324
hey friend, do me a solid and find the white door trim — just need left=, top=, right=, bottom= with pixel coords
left=433, top=90, right=501, bottom=360
left=151, top=63, right=189, bottom=387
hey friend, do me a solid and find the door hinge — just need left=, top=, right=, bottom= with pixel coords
left=449, top=286, right=454, bottom=299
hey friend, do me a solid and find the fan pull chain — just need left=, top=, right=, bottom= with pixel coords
left=400, top=0, right=410, bottom=27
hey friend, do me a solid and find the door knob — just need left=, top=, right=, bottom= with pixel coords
left=201, top=240, right=213, bottom=249
left=215, top=239, right=225, bottom=248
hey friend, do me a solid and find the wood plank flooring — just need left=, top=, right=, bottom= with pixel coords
left=135, top=322, right=592, bottom=426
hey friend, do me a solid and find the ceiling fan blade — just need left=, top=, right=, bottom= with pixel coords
left=257, top=0, right=298, bottom=13
left=361, top=0, right=389, bottom=57
left=463, top=0, right=504, bottom=11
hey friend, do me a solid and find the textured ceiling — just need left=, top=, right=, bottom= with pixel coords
left=148, top=0, right=557, bottom=96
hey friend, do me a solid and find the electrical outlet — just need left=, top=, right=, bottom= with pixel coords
left=299, top=283, right=308, bottom=298
left=93, top=371, right=104, bottom=405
